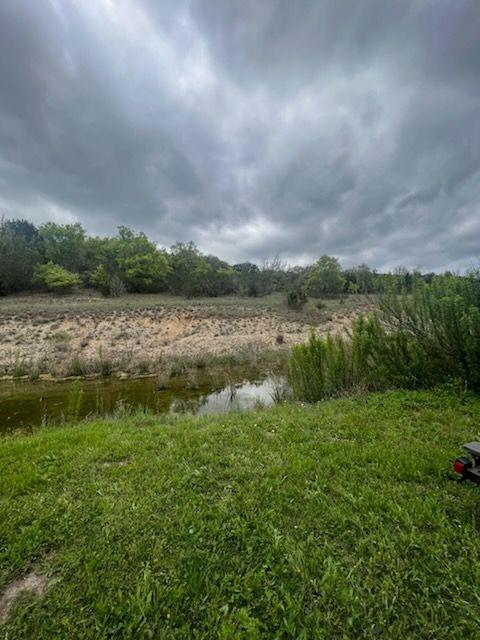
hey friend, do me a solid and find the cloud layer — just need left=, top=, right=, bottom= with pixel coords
left=1, top=0, right=479, bottom=270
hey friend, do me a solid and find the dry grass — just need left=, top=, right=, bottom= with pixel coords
left=0, top=293, right=375, bottom=378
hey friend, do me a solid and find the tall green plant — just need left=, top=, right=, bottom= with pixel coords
left=289, top=272, right=480, bottom=402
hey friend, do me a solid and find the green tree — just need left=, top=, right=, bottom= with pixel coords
left=203, top=255, right=236, bottom=296
left=306, top=256, right=345, bottom=297
left=168, top=242, right=212, bottom=297
left=0, top=218, right=41, bottom=294
left=39, top=222, right=86, bottom=273
left=233, top=262, right=261, bottom=296
left=90, top=264, right=126, bottom=297
left=344, top=264, right=376, bottom=294
left=33, top=262, right=81, bottom=293
left=113, top=227, right=170, bottom=292
left=87, top=228, right=170, bottom=293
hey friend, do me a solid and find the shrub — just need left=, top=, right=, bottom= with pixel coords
left=109, top=274, right=127, bottom=297
left=289, top=273, right=480, bottom=401
left=33, top=262, right=80, bottom=294
left=90, top=265, right=126, bottom=297
left=287, top=288, right=307, bottom=310
left=48, top=331, right=72, bottom=342
left=67, top=354, right=88, bottom=377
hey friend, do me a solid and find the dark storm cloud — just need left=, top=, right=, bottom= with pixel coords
left=0, top=0, right=479, bottom=269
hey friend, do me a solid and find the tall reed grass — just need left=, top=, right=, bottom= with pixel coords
left=289, top=272, right=480, bottom=401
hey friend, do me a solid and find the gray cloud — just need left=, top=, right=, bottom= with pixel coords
left=0, top=0, right=479, bottom=270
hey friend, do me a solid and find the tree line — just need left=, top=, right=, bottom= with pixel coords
left=0, top=217, right=442, bottom=300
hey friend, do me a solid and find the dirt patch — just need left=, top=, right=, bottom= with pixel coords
left=0, top=572, right=48, bottom=622
left=100, top=458, right=131, bottom=468
left=0, top=300, right=376, bottom=377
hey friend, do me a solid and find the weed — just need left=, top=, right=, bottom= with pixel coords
left=12, top=358, right=30, bottom=378
left=137, top=360, right=151, bottom=375
left=48, top=331, right=72, bottom=342
left=67, top=354, right=88, bottom=377
left=66, top=379, right=84, bottom=420
left=94, top=350, right=114, bottom=377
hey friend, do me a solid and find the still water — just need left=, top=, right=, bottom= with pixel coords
left=0, top=372, right=284, bottom=433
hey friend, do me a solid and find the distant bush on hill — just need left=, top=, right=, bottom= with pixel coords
left=33, top=262, right=81, bottom=294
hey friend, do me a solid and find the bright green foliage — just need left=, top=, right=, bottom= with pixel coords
left=33, top=262, right=81, bottom=294
left=90, top=263, right=110, bottom=296
left=113, top=226, right=171, bottom=292
left=290, top=272, right=480, bottom=401
left=39, top=222, right=86, bottom=273
left=1, top=390, right=480, bottom=638
left=87, top=228, right=170, bottom=293
left=306, top=255, right=345, bottom=296
left=0, top=219, right=42, bottom=294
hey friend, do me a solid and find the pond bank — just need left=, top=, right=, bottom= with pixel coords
left=0, top=295, right=373, bottom=378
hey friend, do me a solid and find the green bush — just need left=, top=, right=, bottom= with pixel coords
left=290, top=273, right=480, bottom=401
left=286, top=288, right=307, bottom=310
left=33, top=262, right=81, bottom=294
left=91, top=265, right=126, bottom=297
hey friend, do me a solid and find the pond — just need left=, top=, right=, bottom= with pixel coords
left=0, top=371, right=287, bottom=433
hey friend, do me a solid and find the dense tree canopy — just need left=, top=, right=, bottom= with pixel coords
left=0, top=218, right=42, bottom=294
left=39, top=222, right=86, bottom=273
left=0, top=217, right=448, bottom=299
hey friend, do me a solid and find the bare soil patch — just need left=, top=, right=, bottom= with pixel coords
left=0, top=572, right=48, bottom=622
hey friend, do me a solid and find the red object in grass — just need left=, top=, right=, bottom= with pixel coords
left=453, top=457, right=470, bottom=475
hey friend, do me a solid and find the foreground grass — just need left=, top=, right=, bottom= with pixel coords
left=1, top=390, right=480, bottom=638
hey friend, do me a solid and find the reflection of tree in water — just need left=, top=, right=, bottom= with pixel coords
left=169, top=393, right=209, bottom=415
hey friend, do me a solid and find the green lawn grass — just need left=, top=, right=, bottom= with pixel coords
left=1, top=390, right=480, bottom=638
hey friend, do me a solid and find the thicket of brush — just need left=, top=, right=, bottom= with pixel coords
left=289, top=272, right=480, bottom=401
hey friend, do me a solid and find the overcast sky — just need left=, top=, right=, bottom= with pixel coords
left=0, top=1, right=479, bottom=270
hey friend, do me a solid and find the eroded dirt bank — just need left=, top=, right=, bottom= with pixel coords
left=0, top=300, right=375, bottom=377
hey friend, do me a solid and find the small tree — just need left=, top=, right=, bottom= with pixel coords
left=0, top=218, right=42, bottom=294
left=39, top=222, right=86, bottom=273
left=91, top=265, right=126, bottom=297
left=168, top=241, right=212, bottom=297
left=114, top=226, right=170, bottom=292
left=33, top=262, right=80, bottom=294
left=306, top=256, right=345, bottom=297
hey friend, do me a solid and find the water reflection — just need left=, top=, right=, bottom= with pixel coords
left=0, top=373, right=286, bottom=432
